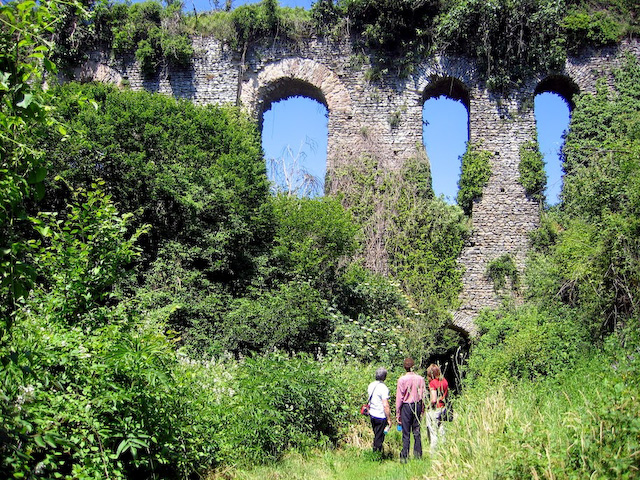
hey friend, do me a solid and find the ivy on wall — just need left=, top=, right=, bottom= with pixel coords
left=518, top=140, right=546, bottom=202
left=486, top=253, right=520, bottom=292
left=457, top=142, right=493, bottom=216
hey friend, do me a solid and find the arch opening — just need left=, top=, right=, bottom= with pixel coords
left=534, top=75, right=579, bottom=110
left=261, top=86, right=328, bottom=198
left=258, top=78, right=328, bottom=131
left=422, top=78, right=470, bottom=203
left=534, top=76, right=575, bottom=205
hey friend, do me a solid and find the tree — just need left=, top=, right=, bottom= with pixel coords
left=0, top=0, right=59, bottom=332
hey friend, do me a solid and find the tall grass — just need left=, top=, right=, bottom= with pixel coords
left=430, top=345, right=640, bottom=479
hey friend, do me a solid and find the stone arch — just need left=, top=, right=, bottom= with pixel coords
left=240, top=58, right=353, bottom=127
left=422, top=76, right=471, bottom=108
left=421, top=76, right=471, bottom=139
left=534, top=74, right=580, bottom=110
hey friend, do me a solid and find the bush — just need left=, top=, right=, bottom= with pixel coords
left=217, top=353, right=352, bottom=466
left=268, top=194, right=360, bottom=293
left=563, top=6, right=629, bottom=53
left=518, top=140, right=546, bottom=202
left=221, top=281, right=332, bottom=355
left=457, top=142, right=492, bottom=216
left=466, top=304, right=589, bottom=383
left=486, top=253, right=519, bottom=293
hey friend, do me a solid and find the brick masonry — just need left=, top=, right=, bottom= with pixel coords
left=72, top=37, right=640, bottom=336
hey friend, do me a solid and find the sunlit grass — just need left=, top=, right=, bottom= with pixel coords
left=209, top=448, right=432, bottom=480
left=207, top=421, right=433, bottom=480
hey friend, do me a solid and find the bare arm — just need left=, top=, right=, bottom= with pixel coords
left=430, top=387, right=438, bottom=406
left=382, top=398, right=392, bottom=425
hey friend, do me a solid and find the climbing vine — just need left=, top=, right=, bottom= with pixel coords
left=457, top=142, right=493, bottom=216
left=332, top=154, right=469, bottom=356
left=518, top=140, right=546, bottom=202
left=486, top=253, right=520, bottom=292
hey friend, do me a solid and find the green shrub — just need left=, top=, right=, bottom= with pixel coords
left=435, top=335, right=640, bottom=479
left=268, top=194, right=360, bottom=292
left=1, top=183, right=219, bottom=478
left=0, top=0, right=60, bottom=326
left=518, top=140, right=546, bottom=202
left=466, top=304, right=589, bottom=383
left=563, top=6, right=628, bottom=53
left=486, top=253, right=519, bottom=293
left=222, top=281, right=332, bottom=355
left=43, top=80, right=272, bottom=281
left=530, top=56, right=640, bottom=336
left=328, top=311, right=408, bottom=366
left=218, top=353, right=352, bottom=465
left=457, top=142, right=492, bottom=216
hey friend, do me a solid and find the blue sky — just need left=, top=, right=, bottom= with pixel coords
left=264, top=94, right=569, bottom=204
left=181, top=0, right=570, bottom=204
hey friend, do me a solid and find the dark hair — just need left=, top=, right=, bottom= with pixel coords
left=375, top=367, right=387, bottom=381
left=403, top=357, right=415, bottom=371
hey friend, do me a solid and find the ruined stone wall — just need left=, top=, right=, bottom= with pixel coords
left=73, top=37, right=640, bottom=335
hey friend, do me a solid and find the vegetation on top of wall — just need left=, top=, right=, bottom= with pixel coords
left=518, top=140, right=546, bottom=202
left=563, top=0, right=639, bottom=54
left=310, top=0, right=638, bottom=89
left=53, top=0, right=638, bottom=88
left=111, top=1, right=193, bottom=75
left=53, top=0, right=194, bottom=76
left=433, top=0, right=567, bottom=92
left=456, top=142, right=493, bottom=216
left=182, top=0, right=314, bottom=46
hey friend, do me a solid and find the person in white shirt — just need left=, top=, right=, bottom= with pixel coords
left=367, top=367, right=392, bottom=453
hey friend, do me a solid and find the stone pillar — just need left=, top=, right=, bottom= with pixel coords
left=453, top=88, right=541, bottom=335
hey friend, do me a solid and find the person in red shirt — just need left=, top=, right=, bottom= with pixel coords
left=396, top=357, right=426, bottom=461
left=426, top=363, right=449, bottom=452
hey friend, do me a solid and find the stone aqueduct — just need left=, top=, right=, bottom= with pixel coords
left=77, top=36, right=640, bottom=336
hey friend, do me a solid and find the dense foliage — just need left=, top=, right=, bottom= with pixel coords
left=433, top=335, right=640, bottom=479
left=42, top=82, right=272, bottom=282
left=456, top=142, right=492, bottom=215
left=518, top=139, right=546, bottom=202
left=485, top=253, right=520, bottom=293
left=528, top=55, right=640, bottom=337
left=4, top=1, right=640, bottom=478
left=332, top=154, right=469, bottom=362
left=0, top=0, right=59, bottom=327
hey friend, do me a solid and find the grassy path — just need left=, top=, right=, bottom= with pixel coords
left=213, top=448, right=432, bottom=480
left=208, top=427, right=434, bottom=480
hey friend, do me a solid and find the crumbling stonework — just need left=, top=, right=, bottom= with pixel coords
left=74, top=36, right=640, bottom=336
